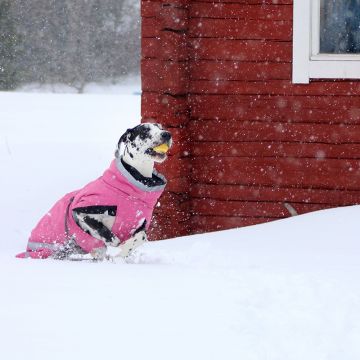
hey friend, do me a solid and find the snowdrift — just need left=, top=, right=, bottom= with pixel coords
left=1, top=92, right=359, bottom=360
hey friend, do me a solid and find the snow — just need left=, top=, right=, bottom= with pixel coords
left=1, top=89, right=360, bottom=360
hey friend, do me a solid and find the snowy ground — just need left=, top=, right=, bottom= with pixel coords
left=1, top=88, right=360, bottom=360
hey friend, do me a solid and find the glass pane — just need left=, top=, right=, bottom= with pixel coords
left=320, top=0, right=360, bottom=54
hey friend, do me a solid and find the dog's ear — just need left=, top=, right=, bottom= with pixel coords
left=118, top=128, right=132, bottom=147
left=115, top=128, right=132, bottom=158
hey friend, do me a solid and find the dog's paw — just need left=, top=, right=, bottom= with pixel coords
left=106, top=245, right=122, bottom=258
left=105, top=254, right=126, bottom=264
left=90, top=247, right=107, bottom=261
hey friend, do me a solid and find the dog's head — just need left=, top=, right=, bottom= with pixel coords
left=115, top=123, right=172, bottom=163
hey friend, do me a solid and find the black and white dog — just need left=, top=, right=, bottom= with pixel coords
left=17, top=123, right=172, bottom=261
left=79, top=122, right=172, bottom=260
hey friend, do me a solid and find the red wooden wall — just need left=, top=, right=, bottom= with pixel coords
left=141, top=0, right=360, bottom=239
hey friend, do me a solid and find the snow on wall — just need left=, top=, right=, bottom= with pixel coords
left=141, top=0, right=360, bottom=239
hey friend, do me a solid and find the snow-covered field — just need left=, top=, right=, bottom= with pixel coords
left=1, top=89, right=360, bottom=360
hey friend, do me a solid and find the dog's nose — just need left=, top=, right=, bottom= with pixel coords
left=161, top=131, right=171, bottom=142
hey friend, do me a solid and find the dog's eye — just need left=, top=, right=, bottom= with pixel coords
left=138, top=128, right=151, bottom=140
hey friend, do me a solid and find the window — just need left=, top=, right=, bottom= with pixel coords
left=293, top=0, right=360, bottom=83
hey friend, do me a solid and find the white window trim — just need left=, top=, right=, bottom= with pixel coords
left=293, top=0, right=360, bottom=84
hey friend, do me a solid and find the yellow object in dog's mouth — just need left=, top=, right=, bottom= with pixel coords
left=152, top=143, right=169, bottom=154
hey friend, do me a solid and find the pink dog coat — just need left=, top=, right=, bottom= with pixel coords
left=16, top=159, right=166, bottom=259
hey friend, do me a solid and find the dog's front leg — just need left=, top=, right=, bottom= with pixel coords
left=113, top=230, right=148, bottom=260
left=72, top=208, right=148, bottom=262
left=121, top=219, right=148, bottom=258
left=107, top=219, right=148, bottom=260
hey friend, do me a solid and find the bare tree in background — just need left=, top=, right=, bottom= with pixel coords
left=8, top=0, right=140, bottom=91
left=0, top=0, right=21, bottom=90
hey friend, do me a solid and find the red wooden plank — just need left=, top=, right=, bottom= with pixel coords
left=142, top=0, right=189, bottom=18
left=157, top=191, right=189, bottom=204
left=141, top=92, right=190, bottom=126
left=143, top=38, right=292, bottom=63
left=189, top=95, right=360, bottom=122
left=143, top=112, right=190, bottom=127
left=192, top=142, right=360, bottom=159
left=191, top=198, right=333, bottom=218
left=190, top=80, right=360, bottom=96
left=142, top=38, right=160, bottom=59
left=158, top=135, right=188, bottom=157
left=142, top=59, right=188, bottom=74
left=191, top=157, right=360, bottom=190
left=191, top=108, right=360, bottom=124
left=142, top=76, right=186, bottom=94
left=166, top=177, right=191, bottom=193
left=190, top=3, right=292, bottom=20
left=142, top=92, right=188, bottom=114
left=190, top=215, right=275, bottom=234
left=189, top=120, right=360, bottom=144
left=156, top=157, right=191, bottom=179
left=159, top=7, right=188, bottom=31
left=153, top=206, right=190, bottom=222
left=142, top=3, right=189, bottom=28
left=153, top=193, right=190, bottom=221
left=190, top=61, right=291, bottom=81
left=141, top=1, right=161, bottom=17
left=190, top=94, right=360, bottom=110
left=189, top=19, right=292, bottom=40
left=162, top=0, right=189, bottom=6
left=142, top=59, right=189, bottom=94
left=142, top=92, right=360, bottom=126
left=148, top=215, right=190, bottom=240
left=142, top=17, right=161, bottom=37
left=150, top=188, right=192, bottom=239
left=190, top=184, right=360, bottom=205
left=142, top=34, right=188, bottom=61
left=191, top=0, right=292, bottom=4
left=189, top=39, right=292, bottom=62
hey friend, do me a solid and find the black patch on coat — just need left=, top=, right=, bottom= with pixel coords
left=72, top=206, right=117, bottom=216
left=81, top=216, right=117, bottom=244
left=133, top=219, right=147, bottom=234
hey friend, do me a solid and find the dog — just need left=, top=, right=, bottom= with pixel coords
left=16, top=123, right=172, bottom=261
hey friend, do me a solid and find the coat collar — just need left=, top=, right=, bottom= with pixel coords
left=115, top=158, right=167, bottom=192
left=101, top=160, right=166, bottom=208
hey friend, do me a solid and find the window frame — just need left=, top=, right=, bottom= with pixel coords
left=293, top=0, right=360, bottom=84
